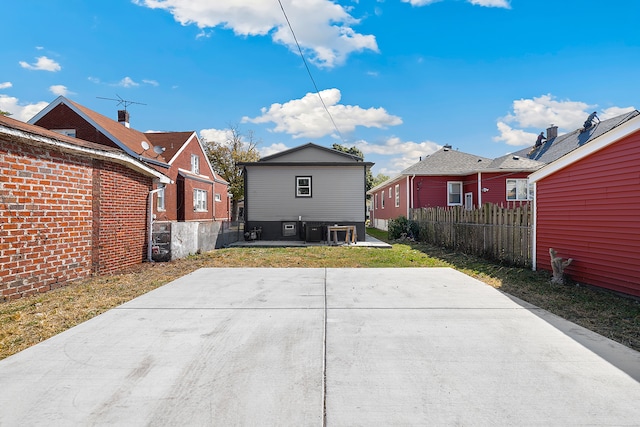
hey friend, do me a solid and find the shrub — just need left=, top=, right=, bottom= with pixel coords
left=388, top=216, right=420, bottom=240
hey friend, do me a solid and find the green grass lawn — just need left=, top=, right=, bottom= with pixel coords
left=1, top=229, right=638, bottom=360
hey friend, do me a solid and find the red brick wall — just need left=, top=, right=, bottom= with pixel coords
left=32, top=104, right=120, bottom=149
left=92, top=161, right=151, bottom=274
left=1, top=137, right=152, bottom=301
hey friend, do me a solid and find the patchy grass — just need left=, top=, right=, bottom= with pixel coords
left=1, top=231, right=639, bottom=360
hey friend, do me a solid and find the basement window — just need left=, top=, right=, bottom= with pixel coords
left=193, top=189, right=207, bottom=211
left=447, top=182, right=463, bottom=206
left=506, top=179, right=531, bottom=201
left=296, top=176, right=312, bottom=197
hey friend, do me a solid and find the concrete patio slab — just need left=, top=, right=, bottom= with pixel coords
left=0, top=268, right=638, bottom=426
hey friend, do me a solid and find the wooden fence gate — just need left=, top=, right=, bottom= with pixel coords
left=410, top=204, right=532, bottom=267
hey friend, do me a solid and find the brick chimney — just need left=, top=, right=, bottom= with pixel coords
left=546, top=124, right=558, bottom=140
left=118, top=110, right=130, bottom=128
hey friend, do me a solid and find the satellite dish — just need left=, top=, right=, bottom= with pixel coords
left=141, top=141, right=150, bottom=151
left=153, top=145, right=166, bottom=154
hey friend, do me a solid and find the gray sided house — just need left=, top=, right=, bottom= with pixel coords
left=240, top=143, right=373, bottom=241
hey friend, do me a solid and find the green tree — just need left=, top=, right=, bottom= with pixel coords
left=372, top=172, right=390, bottom=188
left=203, top=124, right=260, bottom=220
left=331, top=143, right=376, bottom=192
left=0, top=110, right=12, bottom=116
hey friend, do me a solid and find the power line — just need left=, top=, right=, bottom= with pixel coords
left=276, top=0, right=346, bottom=144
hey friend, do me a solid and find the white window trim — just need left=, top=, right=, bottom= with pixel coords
left=156, top=185, right=166, bottom=211
left=193, top=189, right=207, bottom=211
left=381, top=191, right=385, bottom=209
left=506, top=179, right=531, bottom=201
left=447, top=181, right=463, bottom=206
left=215, top=193, right=222, bottom=202
left=296, top=176, right=312, bottom=197
left=395, top=184, right=400, bottom=207
left=191, top=154, right=200, bottom=175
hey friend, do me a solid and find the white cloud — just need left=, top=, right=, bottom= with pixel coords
left=199, top=128, right=234, bottom=144
left=88, top=76, right=101, bottom=84
left=0, top=95, right=48, bottom=122
left=242, top=88, right=402, bottom=139
left=468, top=0, right=510, bottom=8
left=401, top=0, right=442, bottom=5
left=493, top=94, right=635, bottom=147
left=259, top=142, right=289, bottom=157
left=600, top=105, right=636, bottom=120
left=357, top=136, right=440, bottom=174
left=115, top=77, right=140, bottom=88
left=143, top=79, right=159, bottom=86
left=49, top=85, right=72, bottom=96
left=0, top=82, right=12, bottom=90
left=493, top=122, right=537, bottom=147
left=402, top=0, right=510, bottom=7
left=19, top=56, right=61, bottom=72
left=134, top=0, right=378, bottom=68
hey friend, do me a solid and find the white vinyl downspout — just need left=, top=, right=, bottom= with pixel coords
left=147, top=187, right=164, bottom=262
left=477, top=172, right=482, bottom=207
left=409, top=175, right=415, bottom=216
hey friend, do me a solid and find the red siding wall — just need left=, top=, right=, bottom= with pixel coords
left=1, top=138, right=152, bottom=301
left=371, top=178, right=408, bottom=221
left=480, top=172, right=532, bottom=207
left=535, top=131, right=640, bottom=297
left=413, top=176, right=459, bottom=208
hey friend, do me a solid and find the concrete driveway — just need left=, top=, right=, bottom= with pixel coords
left=1, top=268, right=639, bottom=426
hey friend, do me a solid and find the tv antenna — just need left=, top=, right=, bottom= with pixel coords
left=97, top=95, right=146, bottom=111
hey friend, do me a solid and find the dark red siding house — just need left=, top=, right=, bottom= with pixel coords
left=0, top=115, right=170, bottom=300
left=529, top=111, right=640, bottom=297
left=368, top=145, right=543, bottom=229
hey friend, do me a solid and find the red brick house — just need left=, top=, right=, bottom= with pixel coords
left=0, top=114, right=170, bottom=300
left=368, top=145, right=543, bottom=229
left=529, top=111, right=640, bottom=297
left=28, top=96, right=230, bottom=222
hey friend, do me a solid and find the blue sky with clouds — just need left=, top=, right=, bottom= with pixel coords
left=2, top=0, right=639, bottom=175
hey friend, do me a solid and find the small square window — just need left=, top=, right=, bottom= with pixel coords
left=296, top=176, right=312, bottom=197
left=215, top=193, right=222, bottom=202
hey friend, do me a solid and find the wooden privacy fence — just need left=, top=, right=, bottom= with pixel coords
left=410, top=204, right=532, bottom=267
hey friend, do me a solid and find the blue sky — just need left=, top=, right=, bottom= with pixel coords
left=2, top=0, right=639, bottom=176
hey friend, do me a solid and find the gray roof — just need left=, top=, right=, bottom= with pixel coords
left=485, top=153, right=545, bottom=171
left=514, top=110, right=640, bottom=164
left=401, top=146, right=491, bottom=175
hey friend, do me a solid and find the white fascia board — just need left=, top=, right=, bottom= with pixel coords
left=529, top=115, right=640, bottom=183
